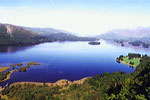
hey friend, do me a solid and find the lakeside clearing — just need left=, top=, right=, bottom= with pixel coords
left=116, top=53, right=141, bottom=67
left=122, top=57, right=140, bottom=67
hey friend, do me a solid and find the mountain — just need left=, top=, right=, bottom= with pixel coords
left=27, top=27, right=71, bottom=36
left=99, top=27, right=150, bottom=40
left=0, top=23, right=35, bottom=38
left=98, top=27, right=150, bottom=48
left=0, top=23, right=96, bottom=44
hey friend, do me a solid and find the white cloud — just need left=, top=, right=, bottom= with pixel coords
left=0, top=7, right=150, bottom=36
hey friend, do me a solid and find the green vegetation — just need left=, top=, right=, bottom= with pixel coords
left=117, top=53, right=141, bottom=67
left=0, top=62, right=40, bottom=83
left=0, top=23, right=96, bottom=45
left=10, top=63, right=23, bottom=70
left=0, top=67, right=13, bottom=83
left=106, top=54, right=150, bottom=100
left=27, top=62, right=40, bottom=66
left=18, top=62, right=40, bottom=72
left=0, top=71, right=10, bottom=83
left=18, top=67, right=27, bottom=72
left=0, top=70, right=16, bottom=83
left=1, top=72, right=129, bottom=100
left=1, top=54, right=150, bottom=100
left=122, top=57, right=140, bottom=67
left=10, top=63, right=23, bottom=67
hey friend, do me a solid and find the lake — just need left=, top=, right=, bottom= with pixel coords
left=0, top=40, right=149, bottom=86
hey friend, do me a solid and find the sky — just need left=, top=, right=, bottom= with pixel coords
left=0, top=0, right=150, bottom=36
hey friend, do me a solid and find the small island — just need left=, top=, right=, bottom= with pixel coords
left=10, top=63, right=23, bottom=67
left=0, top=70, right=16, bottom=83
left=116, top=53, right=141, bottom=67
left=0, top=62, right=40, bottom=83
left=0, top=67, right=16, bottom=83
left=18, top=62, right=40, bottom=72
left=0, top=67, right=10, bottom=73
left=88, top=41, right=100, bottom=45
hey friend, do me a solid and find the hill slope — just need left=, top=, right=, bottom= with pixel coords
left=0, top=23, right=96, bottom=44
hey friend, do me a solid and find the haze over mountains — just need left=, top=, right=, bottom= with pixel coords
left=0, top=23, right=96, bottom=44
left=99, top=27, right=150, bottom=40
left=99, top=27, right=150, bottom=48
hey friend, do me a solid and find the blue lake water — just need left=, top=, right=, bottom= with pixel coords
left=0, top=40, right=149, bottom=86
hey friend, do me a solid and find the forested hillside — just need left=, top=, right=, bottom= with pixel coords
left=0, top=23, right=96, bottom=44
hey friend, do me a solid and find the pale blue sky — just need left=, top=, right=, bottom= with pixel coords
left=1, top=0, right=150, bottom=11
left=0, top=0, right=150, bottom=36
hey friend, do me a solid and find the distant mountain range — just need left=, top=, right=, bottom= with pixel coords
left=0, top=23, right=96, bottom=44
left=98, top=27, right=150, bottom=48
left=99, top=27, right=150, bottom=41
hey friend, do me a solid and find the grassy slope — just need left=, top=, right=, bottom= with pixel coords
left=122, top=56, right=140, bottom=67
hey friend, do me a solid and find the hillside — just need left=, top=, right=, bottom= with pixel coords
left=27, top=27, right=70, bottom=36
left=0, top=23, right=96, bottom=44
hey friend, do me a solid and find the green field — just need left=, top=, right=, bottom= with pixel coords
left=122, top=56, right=140, bottom=67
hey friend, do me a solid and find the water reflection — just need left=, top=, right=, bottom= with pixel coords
left=0, top=44, right=35, bottom=53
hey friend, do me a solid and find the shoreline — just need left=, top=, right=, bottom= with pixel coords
left=116, top=58, right=136, bottom=67
left=120, top=60, right=136, bottom=67
left=9, top=77, right=89, bottom=87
